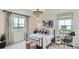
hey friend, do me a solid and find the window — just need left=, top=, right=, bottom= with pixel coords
left=13, top=18, right=18, bottom=28
left=13, top=17, right=25, bottom=31
left=58, top=19, right=72, bottom=35
left=57, top=13, right=72, bottom=36
left=19, top=18, right=24, bottom=28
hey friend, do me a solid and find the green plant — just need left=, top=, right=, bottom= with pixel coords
left=0, top=34, right=6, bottom=42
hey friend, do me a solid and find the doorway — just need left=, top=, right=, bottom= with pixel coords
left=12, top=14, right=28, bottom=43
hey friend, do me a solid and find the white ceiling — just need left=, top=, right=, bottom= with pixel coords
left=5, top=9, right=33, bottom=16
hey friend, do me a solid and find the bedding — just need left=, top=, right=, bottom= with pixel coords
left=28, top=33, right=54, bottom=49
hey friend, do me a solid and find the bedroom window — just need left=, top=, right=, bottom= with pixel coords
left=13, top=17, right=18, bottom=28
left=13, top=17, right=25, bottom=31
left=19, top=18, right=24, bottom=28
left=58, top=19, right=71, bottom=34
left=58, top=13, right=72, bottom=35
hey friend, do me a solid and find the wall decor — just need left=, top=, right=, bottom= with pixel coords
left=43, top=20, right=53, bottom=28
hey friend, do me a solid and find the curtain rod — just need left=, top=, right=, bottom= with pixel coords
left=3, top=10, right=30, bottom=17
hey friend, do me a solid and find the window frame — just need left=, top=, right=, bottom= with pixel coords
left=57, top=12, right=73, bottom=35
left=58, top=18, right=72, bottom=34
left=13, top=17, right=25, bottom=31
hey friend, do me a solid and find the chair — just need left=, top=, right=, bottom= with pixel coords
left=61, top=32, right=75, bottom=48
left=61, top=35, right=73, bottom=48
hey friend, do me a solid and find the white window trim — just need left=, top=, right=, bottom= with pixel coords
left=57, top=12, right=73, bottom=35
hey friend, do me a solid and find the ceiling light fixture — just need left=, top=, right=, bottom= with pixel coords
left=33, top=9, right=43, bottom=17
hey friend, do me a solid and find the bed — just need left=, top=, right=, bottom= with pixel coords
left=26, top=29, right=55, bottom=49
left=26, top=33, right=54, bottom=49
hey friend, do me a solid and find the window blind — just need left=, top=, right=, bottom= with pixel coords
left=57, top=12, right=73, bottom=20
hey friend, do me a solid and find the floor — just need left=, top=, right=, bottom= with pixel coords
left=4, top=41, right=26, bottom=49
left=4, top=40, right=75, bottom=49
left=48, top=43, right=76, bottom=49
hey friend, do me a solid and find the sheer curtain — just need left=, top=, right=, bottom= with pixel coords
left=25, top=16, right=30, bottom=34
left=5, top=12, right=14, bottom=45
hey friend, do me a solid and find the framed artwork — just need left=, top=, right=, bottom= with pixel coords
left=43, top=20, right=53, bottom=28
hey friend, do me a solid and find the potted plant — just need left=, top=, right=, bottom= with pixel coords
left=0, top=34, right=6, bottom=48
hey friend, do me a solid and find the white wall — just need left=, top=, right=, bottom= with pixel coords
left=0, top=10, right=6, bottom=36
left=29, top=15, right=43, bottom=33
left=72, top=11, right=79, bottom=47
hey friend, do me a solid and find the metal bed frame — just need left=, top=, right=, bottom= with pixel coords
left=25, top=30, right=56, bottom=49
left=26, top=34, right=43, bottom=48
